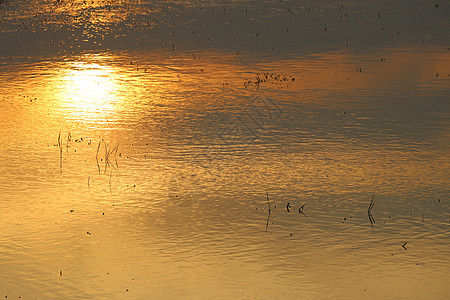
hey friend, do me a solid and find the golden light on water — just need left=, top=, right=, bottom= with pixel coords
left=58, top=61, right=119, bottom=114
left=0, top=0, right=449, bottom=295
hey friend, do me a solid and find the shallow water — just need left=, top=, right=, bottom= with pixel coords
left=0, top=0, right=449, bottom=299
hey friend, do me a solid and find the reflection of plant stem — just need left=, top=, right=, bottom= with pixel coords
left=368, top=193, right=376, bottom=236
left=114, top=142, right=119, bottom=167
left=265, top=190, right=271, bottom=233
left=58, top=131, right=62, bottom=174
left=265, top=211, right=271, bottom=233
left=96, top=141, right=101, bottom=174
left=95, top=141, right=101, bottom=160
left=104, top=141, right=108, bottom=173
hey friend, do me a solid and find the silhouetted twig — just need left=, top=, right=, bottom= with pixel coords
left=298, top=203, right=307, bottom=217
left=368, top=194, right=375, bottom=225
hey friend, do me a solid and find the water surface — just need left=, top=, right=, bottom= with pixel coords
left=0, top=0, right=449, bottom=299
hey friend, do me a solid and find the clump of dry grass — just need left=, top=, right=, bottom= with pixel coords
left=95, top=139, right=119, bottom=174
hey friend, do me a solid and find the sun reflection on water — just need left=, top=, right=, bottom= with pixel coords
left=58, top=60, right=120, bottom=117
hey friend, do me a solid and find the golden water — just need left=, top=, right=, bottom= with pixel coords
left=0, top=0, right=449, bottom=299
